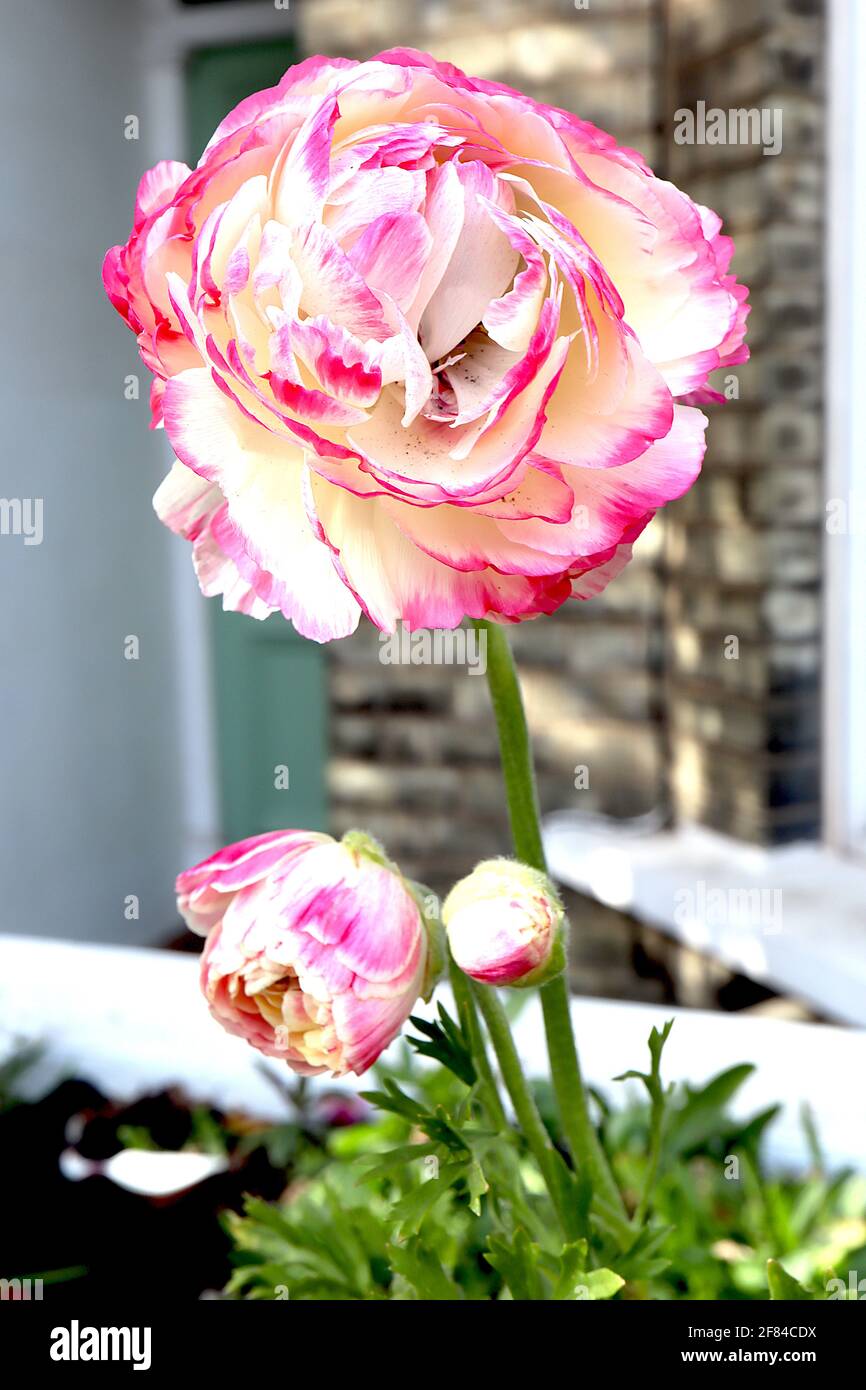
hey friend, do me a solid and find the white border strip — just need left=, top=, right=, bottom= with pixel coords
left=824, top=0, right=866, bottom=855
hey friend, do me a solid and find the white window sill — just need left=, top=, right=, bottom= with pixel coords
left=1, top=935, right=865, bottom=1174
left=543, top=814, right=866, bottom=1028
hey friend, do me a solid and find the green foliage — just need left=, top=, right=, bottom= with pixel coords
left=486, top=1232, right=624, bottom=1301
left=406, top=1005, right=476, bottom=1087
left=223, top=1031, right=866, bottom=1302
left=606, top=1058, right=866, bottom=1301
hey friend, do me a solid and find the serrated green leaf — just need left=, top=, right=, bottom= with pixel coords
left=388, top=1236, right=463, bottom=1300
left=389, top=1159, right=468, bottom=1236
left=357, top=1141, right=441, bottom=1184
left=485, top=1229, right=546, bottom=1301
left=406, top=1005, right=476, bottom=1087
left=767, top=1259, right=816, bottom=1301
left=466, top=1158, right=488, bottom=1216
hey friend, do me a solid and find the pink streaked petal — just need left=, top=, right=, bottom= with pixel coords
left=326, top=164, right=427, bottom=244
left=331, top=971, right=426, bottom=1075
left=177, top=831, right=321, bottom=935
left=289, top=316, right=383, bottom=408
left=347, top=210, right=432, bottom=314
left=251, top=220, right=303, bottom=308
left=268, top=370, right=369, bottom=427
left=272, top=93, right=340, bottom=227
left=179, top=830, right=320, bottom=899
left=193, top=509, right=275, bottom=620
left=291, top=219, right=391, bottom=339
left=271, top=847, right=425, bottom=983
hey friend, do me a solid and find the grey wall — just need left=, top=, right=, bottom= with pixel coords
left=0, top=0, right=195, bottom=944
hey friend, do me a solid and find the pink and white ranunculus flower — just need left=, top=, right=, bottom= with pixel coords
left=104, top=49, right=748, bottom=640
left=177, top=829, right=438, bottom=1076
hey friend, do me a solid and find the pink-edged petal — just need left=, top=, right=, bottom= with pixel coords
left=311, top=475, right=571, bottom=632
left=384, top=495, right=574, bottom=578
left=570, top=538, right=642, bottom=599
left=536, top=320, right=674, bottom=471
left=177, top=830, right=322, bottom=934
left=153, top=460, right=274, bottom=620
left=473, top=459, right=574, bottom=523
left=499, top=404, right=708, bottom=557
left=289, top=315, right=383, bottom=408
left=134, top=160, right=192, bottom=230
left=162, top=369, right=362, bottom=641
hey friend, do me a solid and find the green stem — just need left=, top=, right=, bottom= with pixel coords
left=470, top=979, right=573, bottom=1236
left=635, top=1102, right=664, bottom=1228
left=473, top=619, right=629, bottom=1230
left=448, top=959, right=507, bottom=1131
left=473, top=619, right=546, bottom=869
left=542, top=976, right=627, bottom=1223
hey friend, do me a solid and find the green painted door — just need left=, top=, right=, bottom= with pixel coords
left=186, top=39, right=329, bottom=841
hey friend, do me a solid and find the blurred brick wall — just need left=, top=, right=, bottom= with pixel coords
left=296, top=0, right=825, bottom=1005
left=665, top=0, right=824, bottom=844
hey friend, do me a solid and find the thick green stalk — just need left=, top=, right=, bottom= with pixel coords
left=470, top=979, right=574, bottom=1236
left=473, top=619, right=629, bottom=1227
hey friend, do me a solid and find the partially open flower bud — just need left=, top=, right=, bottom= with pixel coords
left=177, top=828, right=441, bottom=1076
left=443, top=859, right=566, bottom=989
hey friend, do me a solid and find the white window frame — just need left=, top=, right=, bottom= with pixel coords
left=139, top=0, right=299, bottom=870
left=824, top=0, right=866, bottom=858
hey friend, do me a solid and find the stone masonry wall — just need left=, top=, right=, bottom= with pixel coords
left=665, top=0, right=824, bottom=844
